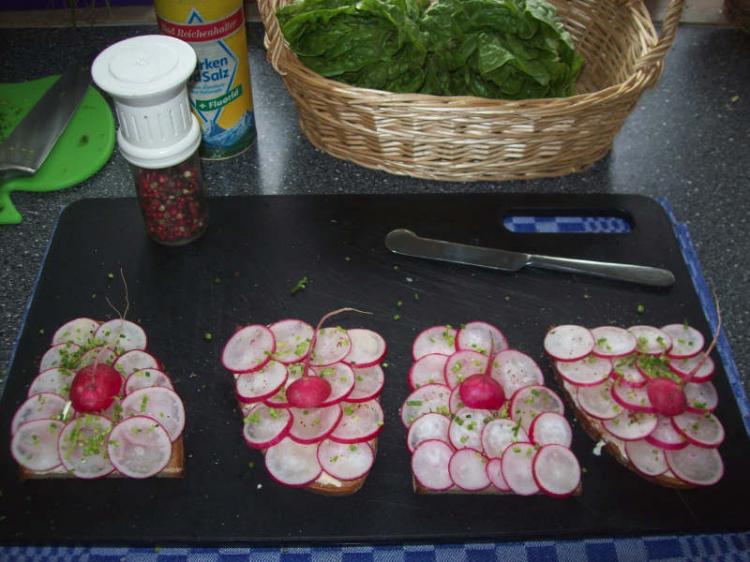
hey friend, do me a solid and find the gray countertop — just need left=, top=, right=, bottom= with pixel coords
left=0, top=23, right=748, bottom=395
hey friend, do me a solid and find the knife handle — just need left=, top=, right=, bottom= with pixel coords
left=526, top=254, right=675, bottom=288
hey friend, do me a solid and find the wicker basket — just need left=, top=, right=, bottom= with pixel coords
left=259, top=0, right=685, bottom=181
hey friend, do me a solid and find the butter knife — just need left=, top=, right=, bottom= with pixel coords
left=385, top=229, right=675, bottom=288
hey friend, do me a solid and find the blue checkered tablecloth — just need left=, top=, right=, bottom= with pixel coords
left=2, top=199, right=748, bottom=562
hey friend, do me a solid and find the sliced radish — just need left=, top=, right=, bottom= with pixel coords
left=310, top=327, right=351, bottom=367
left=78, top=346, right=118, bottom=369
left=39, top=342, right=81, bottom=372
left=449, top=385, right=465, bottom=414
left=412, top=326, right=457, bottom=360
left=602, top=411, right=658, bottom=441
left=456, top=322, right=508, bottom=355
left=481, top=418, right=526, bottom=458
left=449, top=448, right=491, bottom=491
left=407, top=413, right=451, bottom=452
left=628, top=325, right=671, bottom=355
left=611, top=381, right=655, bottom=413
left=236, top=360, right=288, bottom=404
left=95, top=319, right=147, bottom=353
left=348, top=365, right=385, bottom=402
left=315, top=363, right=355, bottom=406
left=529, top=412, right=572, bottom=447
left=269, top=319, right=314, bottom=364
left=121, top=387, right=185, bottom=442
left=501, top=442, right=539, bottom=496
left=486, top=457, right=510, bottom=491
left=611, top=359, right=647, bottom=388
left=555, top=356, right=611, bottom=387
left=330, top=400, right=384, bottom=444
left=444, top=350, right=487, bottom=389
left=490, top=349, right=544, bottom=398
left=509, top=385, right=565, bottom=431
left=408, top=354, right=449, bottom=390
left=11, top=419, right=64, bottom=472
left=12, top=393, right=69, bottom=434
left=401, top=384, right=451, bottom=427
left=28, top=368, right=74, bottom=399
left=544, top=325, right=594, bottom=362
left=666, top=445, right=724, bottom=486
left=221, top=325, right=275, bottom=373
left=289, top=404, right=342, bottom=444
left=645, top=415, right=688, bottom=450
left=533, top=444, right=580, bottom=498
left=684, top=381, right=718, bottom=413
left=672, top=412, right=725, bottom=448
left=113, top=350, right=159, bottom=377
left=317, top=439, right=374, bottom=481
left=625, top=439, right=668, bottom=476
left=264, top=363, right=304, bottom=408
left=577, top=381, right=623, bottom=420
left=52, top=318, right=100, bottom=346
left=345, top=329, right=387, bottom=368
left=125, top=368, right=175, bottom=394
left=265, top=438, right=322, bottom=487
left=412, top=439, right=454, bottom=491
left=669, top=354, right=715, bottom=382
left=449, top=408, right=491, bottom=451
left=107, top=416, right=173, bottom=479
left=242, top=403, right=293, bottom=449
left=58, top=415, right=114, bottom=479
left=661, top=324, right=704, bottom=359
left=591, top=326, right=637, bottom=358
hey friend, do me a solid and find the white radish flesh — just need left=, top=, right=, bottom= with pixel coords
left=411, top=439, right=454, bottom=491
left=672, top=412, right=725, bottom=448
left=329, top=400, right=384, bottom=444
left=486, top=457, right=510, bottom=491
left=95, top=319, right=147, bottom=352
left=58, top=415, right=114, bottom=479
left=449, top=385, right=466, bottom=414
left=242, top=403, right=292, bottom=449
left=108, top=416, right=173, bottom=478
left=269, top=319, right=314, bottom=364
left=529, top=412, right=572, bottom=447
left=113, top=350, right=159, bottom=377
left=408, top=354, right=449, bottom=390
left=444, top=350, right=487, bottom=389
left=407, top=413, right=451, bottom=452
left=612, top=360, right=647, bottom=388
left=401, top=384, right=451, bottom=427
left=125, top=368, right=175, bottom=394
left=348, top=365, right=385, bottom=402
left=289, top=405, right=342, bottom=444
left=52, top=318, right=100, bottom=346
left=317, top=439, right=374, bottom=481
left=611, top=382, right=655, bottom=413
left=265, top=438, right=322, bottom=487
left=532, top=444, right=581, bottom=498
left=627, top=325, right=671, bottom=355
left=39, top=342, right=81, bottom=372
left=236, top=360, right=288, bottom=403
left=661, top=324, right=705, bottom=359
left=221, top=325, right=275, bottom=373
left=449, top=449, right=491, bottom=491
left=544, top=325, right=594, bottom=361
left=456, top=322, right=508, bottom=355
left=264, top=363, right=304, bottom=408
left=121, top=387, right=185, bottom=442
left=310, top=327, right=351, bottom=367
left=12, top=393, right=68, bottom=435
left=577, top=381, right=623, bottom=420
left=28, top=368, right=73, bottom=399
left=509, top=385, right=565, bottom=431
left=625, top=439, right=668, bottom=476
left=669, top=355, right=715, bottom=382
left=78, top=346, right=118, bottom=369
left=11, top=419, right=64, bottom=472
left=315, top=363, right=355, bottom=406
left=412, top=326, right=457, bottom=360
left=555, top=356, right=612, bottom=387
left=591, top=326, right=637, bottom=358
left=481, top=418, right=526, bottom=458
left=602, top=411, right=658, bottom=441
left=684, top=381, right=718, bottom=413
left=345, top=329, right=387, bottom=368
left=645, top=415, right=688, bottom=450
left=449, top=408, right=491, bottom=451
left=666, top=445, right=724, bottom=486
left=501, top=442, right=539, bottom=496
left=491, top=350, right=544, bottom=398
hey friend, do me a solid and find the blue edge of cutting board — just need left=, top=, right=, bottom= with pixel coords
left=0, top=197, right=748, bottom=562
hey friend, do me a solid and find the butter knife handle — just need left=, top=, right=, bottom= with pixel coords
left=527, top=254, right=675, bottom=288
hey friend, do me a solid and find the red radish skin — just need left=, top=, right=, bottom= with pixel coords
left=645, top=415, right=688, bottom=450
left=221, top=325, right=275, bottom=374
left=286, top=377, right=332, bottom=408
left=529, top=412, right=572, bottom=448
left=269, top=319, right=314, bottom=364
left=449, top=385, right=466, bottom=414
left=543, top=325, right=595, bottom=362
left=532, top=444, right=581, bottom=498
left=310, top=327, right=352, bottom=367
left=113, top=350, right=160, bottom=377
left=242, top=404, right=293, bottom=449
left=646, top=378, right=688, bottom=417
left=235, top=361, right=288, bottom=404
left=412, top=326, right=458, bottom=360
left=407, top=412, right=451, bottom=453
left=672, top=412, right=725, bottom=448
left=611, top=382, right=655, bottom=414
left=509, top=385, right=565, bottom=431
left=661, top=324, right=705, bottom=359
left=555, top=355, right=612, bottom=387
left=70, top=364, right=125, bottom=413
left=408, top=354, right=449, bottom=390
left=345, top=329, right=387, bottom=368
left=459, top=374, right=505, bottom=410
left=329, top=400, right=384, bottom=444
left=456, top=322, right=508, bottom=355
left=602, top=411, right=658, bottom=441
left=288, top=405, right=342, bottom=445
left=449, top=448, right=491, bottom=491
left=486, top=457, right=510, bottom=492
left=315, top=363, right=355, bottom=407
left=669, top=354, right=715, bottom=382
left=611, top=361, right=648, bottom=388
left=411, top=439, right=455, bottom=491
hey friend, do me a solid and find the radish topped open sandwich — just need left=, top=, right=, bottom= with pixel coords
left=222, top=309, right=386, bottom=495
left=402, top=322, right=582, bottom=497
left=11, top=317, right=185, bottom=479
left=545, top=323, right=724, bottom=488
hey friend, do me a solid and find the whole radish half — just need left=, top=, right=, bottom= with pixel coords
left=647, top=378, right=687, bottom=417
left=69, top=363, right=122, bottom=413
left=458, top=334, right=505, bottom=410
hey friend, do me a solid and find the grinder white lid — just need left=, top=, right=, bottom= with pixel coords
left=91, top=34, right=200, bottom=169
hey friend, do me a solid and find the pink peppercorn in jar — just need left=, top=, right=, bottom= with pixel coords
left=92, top=35, right=208, bottom=245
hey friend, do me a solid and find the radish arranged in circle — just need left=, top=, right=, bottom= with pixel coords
left=11, top=317, right=184, bottom=479
left=548, top=322, right=725, bottom=488
left=403, top=322, right=581, bottom=497
left=222, top=316, right=387, bottom=492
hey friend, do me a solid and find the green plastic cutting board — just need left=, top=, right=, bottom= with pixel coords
left=0, top=75, right=115, bottom=225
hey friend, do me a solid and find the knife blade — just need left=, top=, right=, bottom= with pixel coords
left=385, top=228, right=675, bottom=288
left=0, top=64, right=90, bottom=177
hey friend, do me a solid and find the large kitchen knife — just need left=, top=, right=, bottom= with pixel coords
left=0, top=63, right=90, bottom=179
left=385, top=228, right=675, bottom=287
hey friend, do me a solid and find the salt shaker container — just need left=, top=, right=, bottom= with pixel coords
left=92, top=35, right=208, bottom=245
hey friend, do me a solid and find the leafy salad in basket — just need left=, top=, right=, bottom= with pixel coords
left=276, top=0, right=584, bottom=99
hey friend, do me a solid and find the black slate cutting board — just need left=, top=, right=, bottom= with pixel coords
left=0, top=193, right=748, bottom=546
